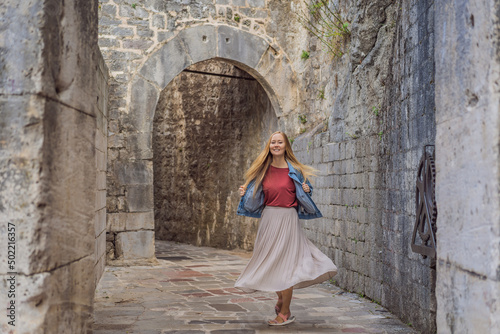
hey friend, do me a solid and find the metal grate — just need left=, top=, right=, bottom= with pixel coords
left=411, top=146, right=437, bottom=267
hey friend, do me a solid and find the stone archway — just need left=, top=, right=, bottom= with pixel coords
left=109, top=25, right=299, bottom=262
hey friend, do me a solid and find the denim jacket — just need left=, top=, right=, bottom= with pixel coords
left=236, top=161, right=323, bottom=220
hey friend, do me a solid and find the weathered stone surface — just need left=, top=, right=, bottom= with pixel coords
left=434, top=0, right=500, bottom=332
left=217, top=25, right=268, bottom=68
left=108, top=211, right=154, bottom=232
left=127, top=76, right=160, bottom=133
left=0, top=255, right=95, bottom=333
left=254, top=49, right=298, bottom=116
left=126, top=132, right=153, bottom=160
left=178, top=25, right=217, bottom=64
left=152, top=14, right=165, bottom=29
left=1, top=2, right=110, bottom=333
left=115, top=231, right=155, bottom=259
left=139, top=37, right=192, bottom=89
left=115, top=161, right=153, bottom=185
left=34, top=100, right=96, bottom=273
left=126, top=184, right=154, bottom=212
left=248, top=0, right=266, bottom=8
left=291, top=0, right=437, bottom=332
left=0, top=1, right=43, bottom=96
left=95, top=208, right=107, bottom=236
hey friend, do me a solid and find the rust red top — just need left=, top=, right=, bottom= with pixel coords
left=262, top=165, right=298, bottom=208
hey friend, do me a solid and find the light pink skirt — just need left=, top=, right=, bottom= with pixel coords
left=234, top=206, right=338, bottom=292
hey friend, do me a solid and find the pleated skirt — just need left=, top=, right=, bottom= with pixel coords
left=234, top=206, right=338, bottom=292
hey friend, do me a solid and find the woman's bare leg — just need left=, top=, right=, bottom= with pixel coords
left=271, top=287, right=293, bottom=323
left=276, top=291, right=283, bottom=304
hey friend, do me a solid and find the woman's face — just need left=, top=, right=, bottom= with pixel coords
left=270, top=133, right=286, bottom=157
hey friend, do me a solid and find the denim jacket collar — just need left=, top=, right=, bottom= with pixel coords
left=237, top=159, right=322, bottom=220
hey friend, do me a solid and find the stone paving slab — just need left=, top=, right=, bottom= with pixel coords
left=93, top=241, right=419, bottom=334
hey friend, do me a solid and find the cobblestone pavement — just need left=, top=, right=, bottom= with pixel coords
left=93, top=241, right=418, bottom=334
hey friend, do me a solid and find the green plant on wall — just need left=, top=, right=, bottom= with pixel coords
left=234, top=14, right=241, bottom=22
left=346, top=132, right=358, bottom=139
left=298, top=114, right=307, bottom=124
left=301, top=50, right=310, bottom=60
left=295, top=0, right=350, bottom=59
left=131, top=3, right=137, bottom=9
left=318, top=88, right=325, bottom=99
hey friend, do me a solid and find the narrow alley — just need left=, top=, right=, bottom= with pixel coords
left=93, top=241, right=418, bottom=334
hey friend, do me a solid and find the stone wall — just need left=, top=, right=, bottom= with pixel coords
left=96, top=1, right=500, bottom=333
left=435, top=0, right=500, bottom=332
left=100, top=0, right=303, bottom=264
left=98, top=0, right=439, bottom=332
left=0, top=1, right=108, bottom=333
left=153, top=59, right=276, bottom=250
left=95, top=52, right=110, bottom=290
left=293, top=0, right=438, bottom=332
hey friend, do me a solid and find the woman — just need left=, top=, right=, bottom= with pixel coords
left=235, top=131, right=338, bottom=326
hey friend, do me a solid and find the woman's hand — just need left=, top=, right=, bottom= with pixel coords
left=302, top=182, right=311, bottom=193
left=239, top=185, right=246, bottom=197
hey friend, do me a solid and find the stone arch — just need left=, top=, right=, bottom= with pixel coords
left=128, top=25, right=298, bottom=134
left=116, top=25, right=299, bottom=262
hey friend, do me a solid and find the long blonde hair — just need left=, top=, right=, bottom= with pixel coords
left=243, top=131, right=318, bottom=191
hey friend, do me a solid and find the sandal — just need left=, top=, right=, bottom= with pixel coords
left=268, top=312, right=295, bottom=326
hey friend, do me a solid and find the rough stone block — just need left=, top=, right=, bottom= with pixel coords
left=96, top=148, right=106, bottom=171
left=115, top=230, right=155, bottom=259
left=123, top=38, right=154, bottom=49
left=111, top=27, right=134, bottom=37
left=0, top=256, right=95, bottom=333
left=107, top=212, right=126, bottom=232
left=178, top=25, right=217, bottom=65
left=115, top=161, right=153, bottom=185
left=217, top=25, right=268, bottom=69
left=139, top=36, right=191, bottom=88
left=126, top=184, right=153, bottom=212
left=97, top=171, right=106, bottom=190
left=248, top=0, right=266, bottom=8
left=98, top=38, right=120, bottom=48
left=15, top=100, right=96, bottom=274
left=152, top=14, right=165, bottom=29
left=95, top=207, right=107, bottom=237
left=96, top=190, right=107, bottom=210
left=126, top=132, right=153, bottom=159
left=157, top=30, right=175, bottom=43
left=128, top=76, right=160, bottom=132
left=107, top=211, right=154, bottom=232
left=137, top=27, right=154, bottom=37
left=102, top=4, right=117, bottom=15
left=95, top=230, right=106, bottom=263
left=313, top=147, right=322, bottom=163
